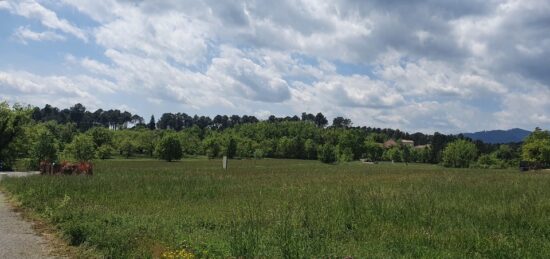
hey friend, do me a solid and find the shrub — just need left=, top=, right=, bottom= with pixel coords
left=156, top=134, right=183, bottom=162
left=474, top=154, right=507, bottom=169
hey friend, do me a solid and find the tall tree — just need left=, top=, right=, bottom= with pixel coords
left=314, top=113, right=328, bottom=128
left=0, top=102, right=30, bottom=169
left=148, top=115, right=156, bottom=130
left=332, top=117, right=352, bottom=128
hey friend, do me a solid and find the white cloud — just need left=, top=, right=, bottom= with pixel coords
left=3, top=0, right=87, bottom=41
left=1, top=0, right=550, bottom=133
left=94, top=7, right=210, bottom=66
left=375, top=50, right=508, bottom=99
left=296, top=74, right=405, bottom=109
left=13, top=26, right=65, bottom=44
left=0, top=70, right=106, bottom=108
left=206, top=46, right=291, bottom=103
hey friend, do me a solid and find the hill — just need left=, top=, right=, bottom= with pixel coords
left=463, top=128, right=531, bottom=144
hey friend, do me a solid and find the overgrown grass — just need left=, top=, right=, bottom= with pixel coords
left=1, top=159, right=550, bottom=258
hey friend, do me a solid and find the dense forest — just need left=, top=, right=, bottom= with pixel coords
left=2, top=102, right=548, bottom=171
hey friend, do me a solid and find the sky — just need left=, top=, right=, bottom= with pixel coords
left=0, top=0, right=549, bottom=134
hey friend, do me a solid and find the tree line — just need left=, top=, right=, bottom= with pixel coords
left=1, top=102, right=548, bottom=170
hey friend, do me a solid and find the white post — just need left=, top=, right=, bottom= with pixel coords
left=223, top=156, right=228, bottom=170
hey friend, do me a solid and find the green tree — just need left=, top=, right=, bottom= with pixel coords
left=253, top=149, right=264, bottom=159
left=276, top=136, right=295, bottom=158
left=136, top=130, right=157, bottom=157
left=365, top=133, right=386, bottom=143
left=87, top=127, right=113, bottom=147
left=96, top=145, right=114, bottom=160
left=203, top=134, right=221, bottom=158
left=314, top=113, right=328, bottom=128
left=0, top=102, right=30, bottom=169
left=318, top=143, right=337, bottom=164
left=364, top=141, right=384, bottom=161
left=521, top=128, right=550, bottom=165
left=119, top=138, right=135, bottom=158
left=401, top=146, right=412, bottom=165
left=225, top=137, right=237, bottom=159
left=30, top=129, right=58, bottom=165
left=442, top=139, right=478, bottom=168
left=148, top=115, right=156, bottom=130
left=338, top=130, right=363, bottom=160
left=155, top=134, right=183, bottom=162
left=178, top=128, right=202, bottom=155
left=304, top=139, right=317, bottom=160
left=332, top=117, right=352, bottom=128
left=63, top=134, right=96, bottom=161
left=236, top=137, right=256, bottom=158
left=386, top=148, right=402, bottom=163
left=494, top=145, right=514, bottom=161
left=338, top=147, right=354, bottom=162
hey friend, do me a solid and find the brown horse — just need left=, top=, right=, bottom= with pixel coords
left=40, top=161, right=93, bottom=176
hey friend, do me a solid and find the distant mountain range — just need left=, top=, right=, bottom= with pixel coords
left=462, top=128, right=531, bottom=144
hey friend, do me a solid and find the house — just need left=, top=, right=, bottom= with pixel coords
left=400, top=140, right=414, bottom=147
left=414, top=144, right=431, bottom=150
left=384, top=139, right=416, bottom=149
left=383, top=139, right=398, bottom=148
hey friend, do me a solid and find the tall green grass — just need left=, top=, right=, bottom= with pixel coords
left=2, top=159, right=550, bottom=258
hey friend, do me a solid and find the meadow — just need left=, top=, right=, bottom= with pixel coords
left=1, top=159, right=550, bottom=258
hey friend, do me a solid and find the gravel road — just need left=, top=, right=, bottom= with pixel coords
left=0, top=172, right=59, bottom=258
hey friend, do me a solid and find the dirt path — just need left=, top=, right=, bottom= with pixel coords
left=0, top=172, right=60, bottom=258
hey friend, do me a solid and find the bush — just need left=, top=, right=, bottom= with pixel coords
left=156, top=134, right=183, bottom=162
left=473, top=154, right=507, bottom=169
left=318, top=144, right=337, bottom=164
left=96, top=145, right=114, bottom=160
left=442, top=139, right=478, bottom=168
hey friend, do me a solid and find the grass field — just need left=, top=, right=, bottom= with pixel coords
left=1, top=159, right=550, bottom=258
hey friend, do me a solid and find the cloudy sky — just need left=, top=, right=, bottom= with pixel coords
left=0, top=0, right=549, bottom=133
